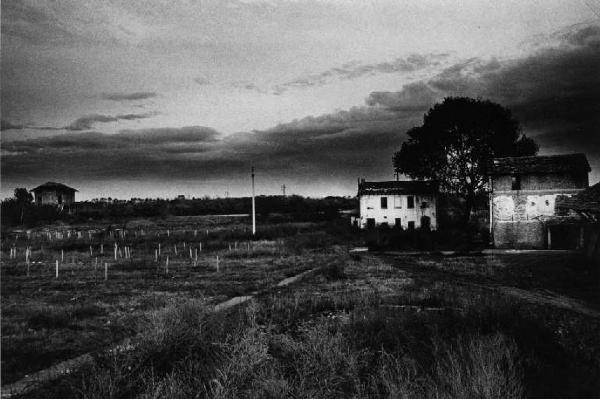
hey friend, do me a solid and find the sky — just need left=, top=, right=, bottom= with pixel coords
left=1, top=0, right=599, bottom=200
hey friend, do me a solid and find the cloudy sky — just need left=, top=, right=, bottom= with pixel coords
left=1, top=0, right=599, bottom=200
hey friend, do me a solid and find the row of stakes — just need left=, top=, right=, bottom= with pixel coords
left=3, top=240, right=268, bottom=278
left=14, top=228, right=221, bottom=242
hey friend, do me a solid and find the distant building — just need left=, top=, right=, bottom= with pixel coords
left=31, top=182, right=77, bottom=206
left=357, top=179, right=438, bottom=230
left=488, top=153, right=590, bottom=248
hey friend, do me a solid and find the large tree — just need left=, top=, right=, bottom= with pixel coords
left=393, top=97, right=538, bottom=222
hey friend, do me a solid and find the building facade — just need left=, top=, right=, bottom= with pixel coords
left=489, top=153, right=590, bottom=248
left=357, top=180, right=438, bottom=230
left=556, top=182, right=600, bottom=261
left=31, top=182, right=77, bottom=205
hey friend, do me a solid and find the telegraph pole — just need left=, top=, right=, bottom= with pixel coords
left=251, top=166, right=256, bottom=235
left=282, top=184, right=286, bottom=196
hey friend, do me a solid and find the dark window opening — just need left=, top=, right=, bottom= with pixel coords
left=366, top=218, right=375, bottom=229
left=511, top=175, right=521, bottom=190
left=408, top=221, right=415, bottom=230
left=407, top=196, right=415, bottom=209
left=380, top=197, right=388, bottom=209
left=395, top=218, right=402, bottom=227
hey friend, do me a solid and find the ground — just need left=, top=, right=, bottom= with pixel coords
left=1, top=217, right=599, bottom=398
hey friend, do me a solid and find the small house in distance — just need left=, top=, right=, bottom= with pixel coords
left=356, top=179, right=438, bottom=230
left=488, top=153, right=590, bottom=248
left=31, top=182, right=77, bottom=205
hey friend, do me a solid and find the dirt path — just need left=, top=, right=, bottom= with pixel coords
left=381, top=253, right=600, bottom=319
left=477, top=284, right=600, bottom=319
left=1, top=267, right=320, bottom=398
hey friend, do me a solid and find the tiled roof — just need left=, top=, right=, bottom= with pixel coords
left=556, top=182, right=600, bottom=214
left=31, top=182, right=78, bottom=192
left=489, top=153, right=590, bottom=175
left=358, top=180, right=438, bottom=196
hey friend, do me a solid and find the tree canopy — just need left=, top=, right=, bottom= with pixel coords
left=393, top=97, right=538, bottom=221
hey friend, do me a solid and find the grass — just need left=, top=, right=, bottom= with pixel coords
left=1, top=219, right=344, bottom=385
left=18, top=251, right=600, bottom=399
left=5, top=218, right=600, bottom=398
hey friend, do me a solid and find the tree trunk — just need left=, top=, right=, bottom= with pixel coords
left=463, top=193, right=474, bottom=226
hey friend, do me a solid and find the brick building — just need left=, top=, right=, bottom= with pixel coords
left=488, top=153, right=590, bottom=248
left=356, top=179, right=438, bottom=230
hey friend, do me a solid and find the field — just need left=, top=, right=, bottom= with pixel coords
left=2, top=217, right=600, bottom=398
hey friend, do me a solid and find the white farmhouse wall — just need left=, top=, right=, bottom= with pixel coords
left=359, top=194, right=437, bottom=230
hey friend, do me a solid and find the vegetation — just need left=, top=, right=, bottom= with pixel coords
left=18, top=250, right=600, bottom=399
left=1, top=194, right=357, bottom=228
left=393, top=97, right=538, bottom=222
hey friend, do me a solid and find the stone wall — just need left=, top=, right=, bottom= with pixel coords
left=493, top=220, right=546, bottom=248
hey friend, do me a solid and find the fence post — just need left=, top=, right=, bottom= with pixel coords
left=55, top=260, right=59, bottom=278
left=166, top=256, right=169, bottom=274
left=216, top=255, right=219, bottom=272
left=104, top=262, right=108, bottom=280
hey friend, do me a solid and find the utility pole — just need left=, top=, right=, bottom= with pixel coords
left=282, top=184, right=286, bottom=196
left=251, top=166, right=256, bottom=235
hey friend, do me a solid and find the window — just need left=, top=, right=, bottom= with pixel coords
left=380, top=197, right=388, bottom=209
left=394, top=196, right=402, bottom=208
left=511, top=175, right=521, bottom=190
left=395, top=218, right=402, bottom=227
left=366, top=218, right=375, bottom=229
left=408, top=221, right=415, bottom=230
left=407, top=196, right=415, bottom=209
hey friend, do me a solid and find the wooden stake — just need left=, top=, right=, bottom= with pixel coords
left=100, top=244, right=104, bottom=254
left=55, top=260, right=59, bottom=278
left=90, top=245, right=93, bottom=256
left=61, top=249, right=64, bottom=262
left=155, top=249, right=158, bottom=262
left=216, top=255, right=219, bottom=272
left=158, top=243, right=161, bottom=256
left=165, top=256, right=169, bottom=273
left=114, top=244, right=118, bottom=260
left=104, top=262, right=108, bottom=280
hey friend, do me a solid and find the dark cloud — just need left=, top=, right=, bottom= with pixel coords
left=194, top=77, right=211, bottom=85
left=273, top=53, right=448, bottom=94
left=2, top=24, right=599, bottom=191
left=1, top=119, right=24, bottom=131
left=66, top=112, right=156, bottom=131
left=102, top=92, right=158, bottom=101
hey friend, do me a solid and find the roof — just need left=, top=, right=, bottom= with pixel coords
left=31, top=182, right=78, bottom=193
left=556, top=182, right=600, bottom=214
left=358, top=180, right=438, bottom=196
left=489, top=153, right=590, bottom=175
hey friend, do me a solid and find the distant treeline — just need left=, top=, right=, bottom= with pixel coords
left=1, top=195, right=358, bottom=228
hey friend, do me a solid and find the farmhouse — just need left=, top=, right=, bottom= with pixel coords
left=488, top=153, right=590, bottom=249
left=31, top=182, right=77, bottom=206
left=356, top=179, right=438, bottom=230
